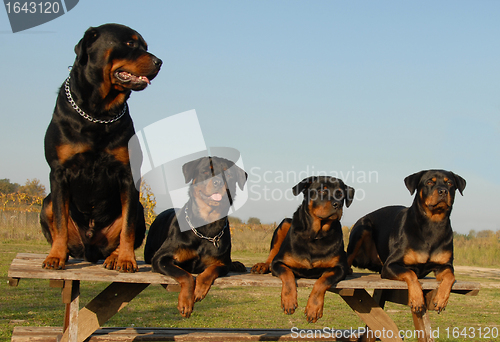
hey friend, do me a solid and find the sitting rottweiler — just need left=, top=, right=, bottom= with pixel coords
left=40, top=24, right=162, bottom=272
left=144, top=156, right=247, bottom=318
left=346, top=169, right=466, bottom=315
left=252, top=176, right=354, bottom=323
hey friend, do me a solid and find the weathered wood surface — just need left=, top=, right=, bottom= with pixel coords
left=11, top=326, right=359, bottom=342
left=8, top=253, right=482, bottom=342
left=9, top=253, right=481, bottom=293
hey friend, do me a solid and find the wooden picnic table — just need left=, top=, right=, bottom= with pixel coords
left=8, top=253, right=480, bottom=342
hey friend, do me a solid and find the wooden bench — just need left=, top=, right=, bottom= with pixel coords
left=8, top=253, right=480, bottom=342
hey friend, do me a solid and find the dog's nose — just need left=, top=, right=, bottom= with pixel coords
left=213, top=178, right=223, bottom=188
left=438, top=188, right=448, bottom=197
left=153, top=57, right=162, bottom=68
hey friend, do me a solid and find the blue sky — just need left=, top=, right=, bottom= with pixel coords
left=1, top=1, right=499, bottom=233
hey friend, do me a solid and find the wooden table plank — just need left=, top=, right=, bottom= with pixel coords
left=12, top=326, right=360, bottom=341
left=8, top=253, right=481, bottom=342
left=7, top=253, right=481, bottom=292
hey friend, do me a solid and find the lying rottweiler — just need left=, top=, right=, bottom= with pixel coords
left=40, top=24, right=162, bottom=272
left=144, top=156, right=247, bottom=318
left=346, top=170, right=466, bottom=314
left=252, top=176, right=354, bottom=323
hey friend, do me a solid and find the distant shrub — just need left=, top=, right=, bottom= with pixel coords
left=228, top=216, right=243, bottom=225
left=247, top=217, right=261, bottom=225
left=140, top=181, right=156, bottom=227
left=1, top=192, right=43, bottom=212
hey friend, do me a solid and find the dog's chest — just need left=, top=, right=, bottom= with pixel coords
left=403, top=249, right=452, bottom=265
left=64, top=147, right=127, bottom=201
left=57, top=139, right=130, bottom=172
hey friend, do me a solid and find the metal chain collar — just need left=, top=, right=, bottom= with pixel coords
left=184, top=206, right=226, bottom=248
left=64, top=76, right=127, bottom=124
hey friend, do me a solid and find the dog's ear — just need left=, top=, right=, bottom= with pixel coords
left=292, top=176, right=317, bottom=196
left=404, top=170, right=427, bottom=195
left=344, top=185, right=355, bottom=208
left=182, top=158, right=202, bottom=184
left=233, top=166, right=248, bottom=191
left=74, top=27, right=100, bottom=66
left=451, top=172, right=466, bottom=196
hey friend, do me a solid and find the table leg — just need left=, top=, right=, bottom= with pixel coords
left=339, top=289, right=403, bottom=342
left=359, top=289, right=387, bottom=342
left=8, top=277, right=20, bottom=287
left=412, top=309, right=435, bottom=342
left=373, top=288, right=436, bottom=342
left=406, top=289, right=441, bottom=342
left=61, top=280, right=80, bottom=342
left=60, top=282, right=149, bottom=342
left=161, top=283, right=181, bottom=292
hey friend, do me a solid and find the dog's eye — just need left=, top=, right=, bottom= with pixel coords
left=313, top=189, right=326, bottom=198
left=125, top=40, right=137, bottom=48
left=446, top=181, right=453, bottom=186
left=426, top=180, right=434, bottom=186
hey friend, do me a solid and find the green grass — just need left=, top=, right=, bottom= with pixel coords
left=1, top=239, right=500, bottom=342
left=454, top=235, right=500, bottom=267
left=1, top=223, right=500, bottom=341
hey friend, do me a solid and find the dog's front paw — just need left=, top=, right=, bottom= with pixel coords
left=409, top=292, right=426, bottom=315
left=104, top=251, right=138, bottom=272
left=251, top=262, right=270, bottom=274
left=116, top=258, right=138, bottom=273
left=103, top=254, right=118, bottom=270
left=178, top=291, right=195, bottom=318
left=431, top=289, right=450, bottom=313
left=305, top=300, right=324, bottom=323
left=194, top=281, right=211, bottom=303
left=281, top=291, right=298, bottom=315
left=42, top=255, right=66, bottom=270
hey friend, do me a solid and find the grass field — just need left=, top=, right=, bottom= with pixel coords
left=1, top=222, right=500, bottom=341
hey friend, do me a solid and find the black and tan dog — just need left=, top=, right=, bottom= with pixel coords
left=40, top=24, right=162, bottom=272
left=346, top=169, right=466, bottom=314
left=252, top=176, right=354, bottom=323
left=144, top=156, right=247, bottom=318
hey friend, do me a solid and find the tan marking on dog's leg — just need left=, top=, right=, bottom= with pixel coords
left=397, top=270, right=425, bottom=314
left=43, top=199, right=69, bottom=270
left=433, top=268, right=455, bottom=313
left=251, top=220, right=291, bottom=274
left=305, top=270, right=337, bottom=323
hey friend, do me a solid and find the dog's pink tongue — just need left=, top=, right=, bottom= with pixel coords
left=210, top=193, right=222, bottom=201
left=139, top=76, right=150, bottom=84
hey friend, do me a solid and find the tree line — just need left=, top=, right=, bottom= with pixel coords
left=0, top=178, right=46, bottom=197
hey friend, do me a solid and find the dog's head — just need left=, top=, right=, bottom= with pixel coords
left=404, top=169, right=466, bottom=222
left=293, top=176, right=354, bottom=236
left=183, top=156, right=247, bottom=222
left=73, top=23, right=162, bottom=98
